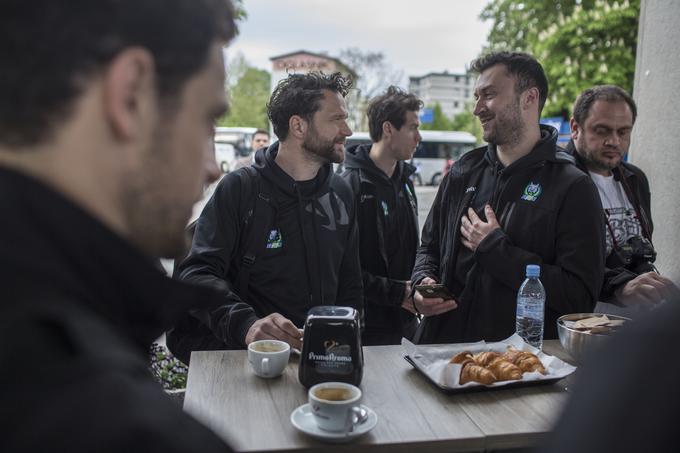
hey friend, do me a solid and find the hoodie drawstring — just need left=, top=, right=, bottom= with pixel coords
left=294, top=184, right=316, bottom=308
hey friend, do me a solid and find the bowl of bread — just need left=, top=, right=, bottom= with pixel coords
left=557, top=313, right=630, bottom=363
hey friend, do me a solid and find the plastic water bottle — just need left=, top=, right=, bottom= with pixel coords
left=516, top=264, right=545, bottom=349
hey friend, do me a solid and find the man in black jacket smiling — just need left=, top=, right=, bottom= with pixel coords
left=412, top=52, right=605, bottom=344
left=341, top=86, right=422, bottom=345
left=169, top=73, right=363, bottom=360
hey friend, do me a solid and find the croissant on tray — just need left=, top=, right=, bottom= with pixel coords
left=472, top=351, right=501, bottom=367
left=486, top=357, right=522, bottom=381
left=450, top=351, right=474, bottom=364
left=459, top=359, right=497, bottom=385
left=449, top=347, right=547, bottom=385
left=502, top=347, right=546, bottom=374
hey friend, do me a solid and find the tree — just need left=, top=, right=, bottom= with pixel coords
left=420, top=103, right=453, bottom=131
left=219, top=64, right=271, bottom=130
left=451, top=106, right=483, bottom=143
left=480, top=0, right=639, bottom=116
left=338, top=48, right=404, bottom=131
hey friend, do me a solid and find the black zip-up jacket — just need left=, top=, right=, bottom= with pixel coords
left=0, top=168, right=232, bottom=453
left=412, top=126, right=605, bottom=343
left=169, top=144, right=363, bottom=361
left=566, top=140, right=654, bottom=303
left=341, top=144, right=419, bottom=345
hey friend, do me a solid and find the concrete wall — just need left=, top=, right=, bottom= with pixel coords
left=630, top=0, right=680, bottom=282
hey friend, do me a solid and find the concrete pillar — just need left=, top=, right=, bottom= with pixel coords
left=630, top=0, right=680, bottom=282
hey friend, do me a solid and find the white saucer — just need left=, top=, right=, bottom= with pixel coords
left=290, top=403, right=378, bottom=443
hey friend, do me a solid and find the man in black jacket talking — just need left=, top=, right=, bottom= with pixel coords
left=412, top=52, right=605, bottom=344
left=169, top=73, right=363, bottom=361
left=341, top=86, right=422, bottom=345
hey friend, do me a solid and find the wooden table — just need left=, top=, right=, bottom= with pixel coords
left=184, top=341, right=575, bottom=452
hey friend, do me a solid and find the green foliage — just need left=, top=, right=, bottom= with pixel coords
left=481, top=0, right=640, bottom=117
left=218, top=66, right=271, bottom=130
left=420, top=103, right=453, bottom=131
left=451, top=106, right=484, bottom=143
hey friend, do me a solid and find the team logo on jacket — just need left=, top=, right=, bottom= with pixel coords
left=381, top=201, right=389, bottom=217
left=521, top=182, right=542, bottom=202
left=266, top=229, right=283, bottom=249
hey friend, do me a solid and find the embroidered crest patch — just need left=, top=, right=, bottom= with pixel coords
left=381, top=200, right=389, bottom=217
left=521, top=182, right=542, bottom=202
left=266, top=229, right=283, bottom=249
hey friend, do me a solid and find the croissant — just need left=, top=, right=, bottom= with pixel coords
left=487, top=357, right=522, bottom=381
left=450, top=351, right=474, bottom=364
left=472, top=351, right=501, bottom=366
left=459, top=359, right=497, bottom=385
left=502, top=348, right=546, bottom=375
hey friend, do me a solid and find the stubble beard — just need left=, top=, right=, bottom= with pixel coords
left=302, top=125, right=344, bottom=164
left=578, top=139, right=619, bottom=174
left=484, top=96, right=524, bottom=147
left=121, top=123, right=191, bottom=259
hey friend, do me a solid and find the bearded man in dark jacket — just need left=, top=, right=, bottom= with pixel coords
left=0, top=1, right=238, bottom=452
left=412, top=52, right=605, bottom=344
left=341, top=86, right=422, bottom=345
left=168, top=72, right=363, bottom=361
left=567, top=85, right=678, bottom=307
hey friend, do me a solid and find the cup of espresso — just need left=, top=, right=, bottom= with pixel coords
left=308, top=382, right=364, bottom=432
left=248, top=340, right=290, bottom=378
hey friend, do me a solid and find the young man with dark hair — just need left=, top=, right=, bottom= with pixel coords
left=341, top=86, right=423, bottom=345
left=0, top=1, right=237, bottom=451
left=412, top=52, right=605, bottom=344
left=568, top=85, right=678, bottom=306
left=169, top=72, right=363, bottom=361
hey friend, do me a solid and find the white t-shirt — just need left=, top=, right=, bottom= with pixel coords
left=589, top=171, right=642, bottom=255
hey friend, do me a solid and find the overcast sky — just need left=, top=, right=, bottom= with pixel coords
left=227, top=0, right=492, bottom=83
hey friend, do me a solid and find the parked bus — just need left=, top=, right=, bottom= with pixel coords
left=344, top=130, right=477, bottom=185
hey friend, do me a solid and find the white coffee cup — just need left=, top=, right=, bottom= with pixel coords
left=308, top=382, right=364, bottom=432
left=248, top=340, right=290, bottom=378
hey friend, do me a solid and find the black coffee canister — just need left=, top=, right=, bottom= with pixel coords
left=298, top=306, right=363, bottom=388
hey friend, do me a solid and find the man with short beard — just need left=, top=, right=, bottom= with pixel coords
left=168, top=72, right=363, bottom=360
left=411, top=52, right=605, bottom=344
left=0, top=1, right=237, bottom=451
left=567, top=85, right=678, bottom=307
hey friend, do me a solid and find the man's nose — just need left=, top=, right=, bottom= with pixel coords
left=606, top=132, right=622, bottom=147
left=473, top=98, right=484, bottom=116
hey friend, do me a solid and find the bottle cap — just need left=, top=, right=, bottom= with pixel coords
left=525, top=264, right=540, bottom=277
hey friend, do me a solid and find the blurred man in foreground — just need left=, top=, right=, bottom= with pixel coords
left=0, top=1, right=237, bottom=451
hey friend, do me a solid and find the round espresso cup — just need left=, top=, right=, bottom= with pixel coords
left=308, top=382, right=363, bottom=432
left=247, top=340, right=290, bottom=378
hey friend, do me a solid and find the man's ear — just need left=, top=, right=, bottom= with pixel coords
left=382, top=121, right=393, bottom=139
left=522, top=87, right=539, bottom=111
left=102, top=47, right=156, bottom=141
left=289, top=115, right=307, bottom=140
left=569, top=117, right=580, bottom=141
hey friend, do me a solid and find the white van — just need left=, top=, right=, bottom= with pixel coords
left=343, top=130, right=477, bottom=185
left=214, top=127, right=258, bottom=173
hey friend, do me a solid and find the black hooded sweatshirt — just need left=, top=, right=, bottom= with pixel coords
left=412, top=125, right=605, bottom=343
left=0, top=168, right=233, bottom=453
left=341, top=144, right=418, bottom=345
left=169, top=144, right=363, bottom=361
left=342, top=145, right=418, bottom=345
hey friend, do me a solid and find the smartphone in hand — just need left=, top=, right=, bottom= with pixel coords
left=415, top=283, right=454, bottom=300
